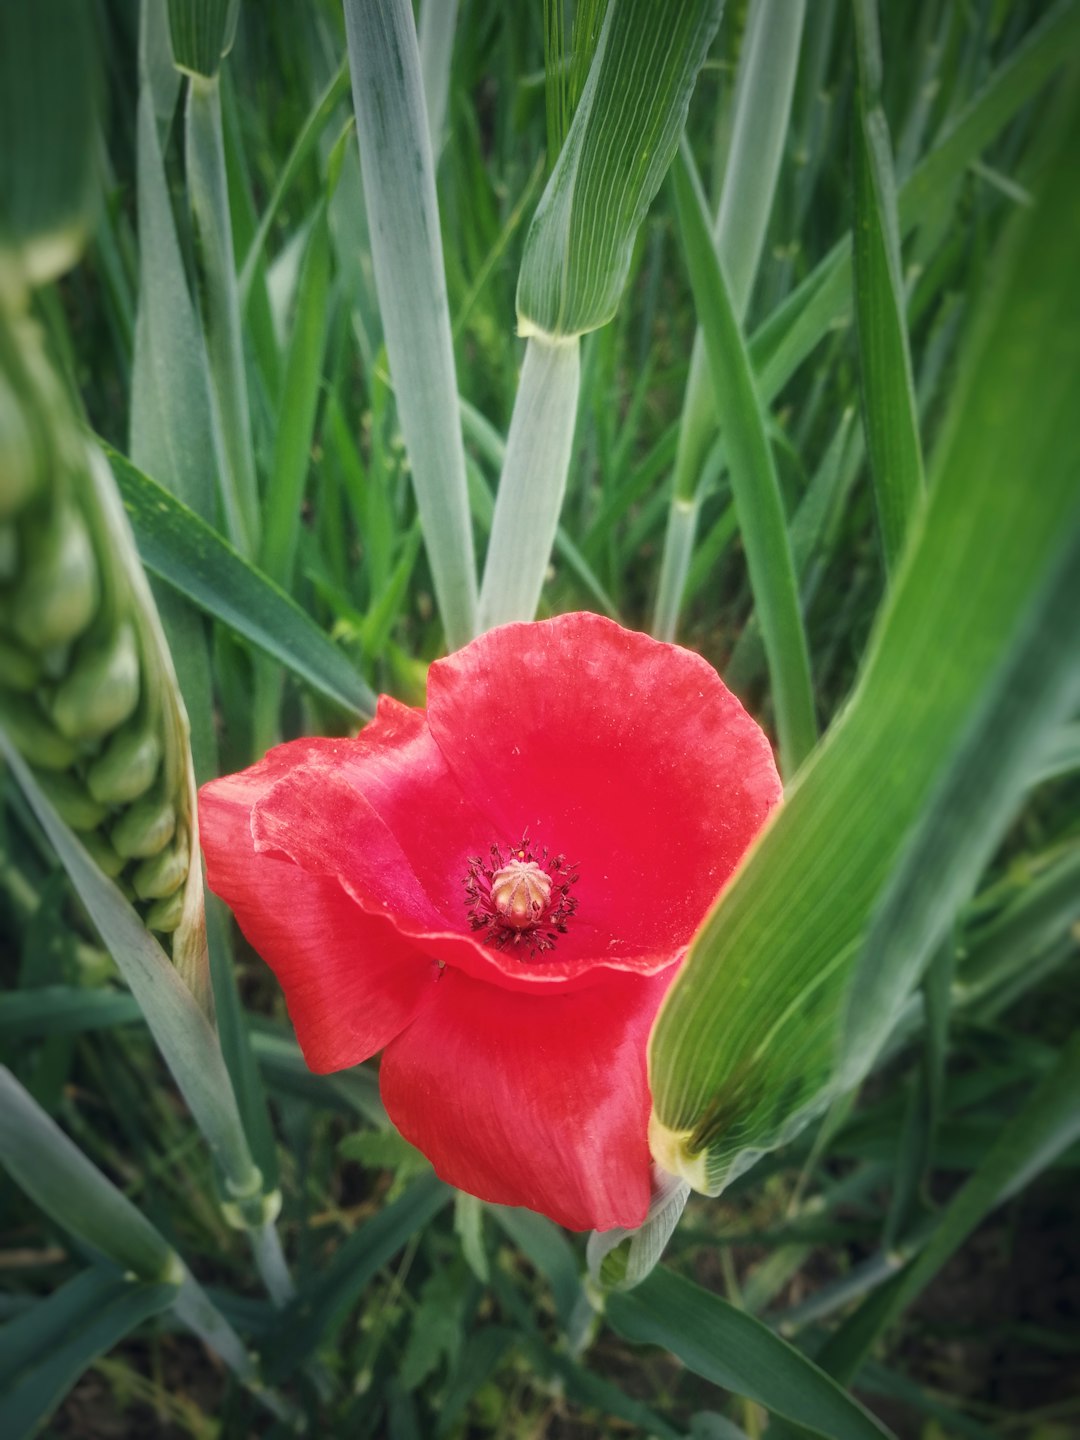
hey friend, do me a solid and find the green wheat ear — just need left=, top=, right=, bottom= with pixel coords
left=0, top=293, right=210, bottom=1015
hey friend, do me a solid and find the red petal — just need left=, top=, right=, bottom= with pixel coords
left=426, top=613, right=782, bottom=967
left=199, top=761, right=439, bottom=1072
left=380, top=965, right=673, bottom=1230
left=237, top=701, right=580, bottom=991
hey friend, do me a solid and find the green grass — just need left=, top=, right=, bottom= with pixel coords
left=1, top=1, right=1078, bottom=1436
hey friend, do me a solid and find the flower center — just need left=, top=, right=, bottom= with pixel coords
left=464, top=837, right=579, bottom=958
left=490, top=858, right=552, bottom=928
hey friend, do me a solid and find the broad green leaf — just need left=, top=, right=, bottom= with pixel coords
left=649, top=84, right=1080, bottom=1194
left=851, top=0, right=924, bottom=575
left=0, top=1268, right=176, bottom=1440
left=0, top=0, right=99, bottom=287
left=342, top=0, right=478, bottom=647
left=607, top=1268, right=892, bottom=1440
left=517, top=0, right=723, bottom=338
left=672, top=147, right=816, bottom=777
left=108, top=447, right=375, bottom=720
left=477, top=333, right=581, bottom=628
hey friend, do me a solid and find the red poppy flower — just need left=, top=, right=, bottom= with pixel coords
left=199, top=613, right=781, bottom=1231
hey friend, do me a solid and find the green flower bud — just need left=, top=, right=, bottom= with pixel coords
left=132, top=833, right=188, bottom=901
left=0, top=634, right=40, bottom=690
left=11, top=500, right=99, bottom=648
left=86, top=715, right=162, bottom=804
left=79, top=828, right=126, bottom=879
left=33, top=769, right=108, bottom=831
left=52, top=618, right=140, bottom=741
left=0, top=370, right=40, bottom=519
left=0, top=689, right=76, bottom=769
left=111, top=787, right=176, bottom=859
left=0, top=521, right=16, bottom=579
left=145, top=886, right=186, bottom=934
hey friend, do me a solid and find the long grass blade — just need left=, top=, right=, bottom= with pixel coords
left=672, top=146, right=816, bottom=777
left=0, top=1270, right=176, bottom=1440
left=652, top=0, right=807, bottom=639
left=851, top=0, right=925, bottom=575
left=185, top=73, right=260, bottom=556
left=607, top=1268, right=891, bottom=1440
left=342, top=0, right=478, bottom=647
left=109, top=447, right=375, bottom=720
left=478, top=335, right=581, bottom=628
left=418, top=0, right=459, bottom=158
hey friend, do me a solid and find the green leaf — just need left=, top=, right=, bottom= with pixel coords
left=0, top=985, right=141, bottom=1038
left=672, top=146, right=817, bottom=778
left=108, top=446, right=375, bottom=720
left=342, top=0, right=478, bottom=647
left=650, top=82, right=1080, bottom=1195
left=851, top=0, right=925, bottom=575
left=517, top=0, right=723, bottom=338
left=0, top=1268, right=176, bottom=1440
left=607, top=1268, right=892, bottom=1440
